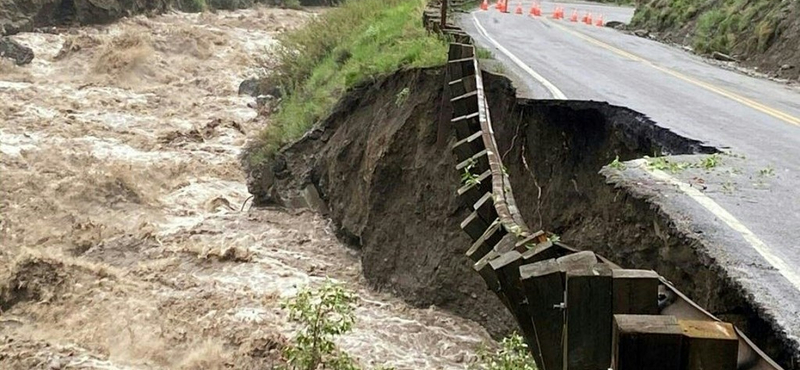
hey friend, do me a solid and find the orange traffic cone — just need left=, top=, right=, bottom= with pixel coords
left=529, top=1, right=536, bottom=16
left=500, top=0, right=508, bottom=13
left=494, top=0, right=501, bottom=9
left=581, top=12, right=588, bottom=23
left=586, top=12, right=593, bottom=24
left=534, top=3, right=542, bottom=16
left=551, top=6, right=560, bottom=19
left=481, top=0, right=489, bottom=10
left=515, top=1, right=523, bottom=14
left=595, top=14, right=604, bottom=26
left=569, top=9, right=578, bottom=22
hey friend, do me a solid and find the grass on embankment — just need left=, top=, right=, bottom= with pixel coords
left=630, top=0, right=793, bottom=56
left=246, top=0, right=448, bottom=166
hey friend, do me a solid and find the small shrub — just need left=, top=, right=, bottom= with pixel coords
left=281, top=281, right=359, bottom=370
left=461, top=160, right=481, bottom=186
left=182, top=0, right=207, bottom=12
left=283, top=0, right=303, bottom=10
left=471, top=333, right=537, bottom=370
left=476, top=47, right=493, bottom=60
left=698, top=153, right=721, bottom=170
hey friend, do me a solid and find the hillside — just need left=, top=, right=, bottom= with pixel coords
left=630, top=0, right=800, bottom=80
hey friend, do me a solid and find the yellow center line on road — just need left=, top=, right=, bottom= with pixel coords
left=544, top=18, right=800, bottom=127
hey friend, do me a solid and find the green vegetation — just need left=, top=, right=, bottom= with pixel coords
left=698, top=153, right=721, bottom=170
left=284, top=0, right=303, bottom=9
left=181, top=0, right=207, bottom=12
left=630, top=0, right=792, bottom=56
left=476, top=47, right=493, bottom=60
left=608, top=155, right=626, bottom=170
left=462, top=160, right=482, bottom=187
left=647, top=156, right=691, bottom=173
left=759, top=166, right=775, bottom=177
left=247, top=0, right=448, bottom=166
left=471, top=333, right=538, bottom=370
left=281, top=281, right=359, bottom=370
left=646, top=154, right=723, bottom=173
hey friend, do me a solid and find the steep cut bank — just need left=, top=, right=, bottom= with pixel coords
left=249, top=64, right=798, bottom=368
left=245, top=67, right=519, bottom=337
left=630, top=0, right=800, bottom=80
left=483, top=76, right=797, bottom=368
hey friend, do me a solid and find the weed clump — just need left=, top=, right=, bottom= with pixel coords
left=470, top=333, right=537, bottom=370
left=280, top=281, right=359, bottom=370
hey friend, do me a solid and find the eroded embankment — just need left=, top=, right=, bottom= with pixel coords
left=246, top=67, right=519, bottom=337
left=250, top=66, right=794, bottom=367
left=483, top=76, right=795, bottom=367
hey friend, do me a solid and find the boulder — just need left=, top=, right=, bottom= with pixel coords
left=238, top=76, right=283, bottom=98
left=0, top=36, right=33, bottom=65
left=238, top=77, right=259, bottom=96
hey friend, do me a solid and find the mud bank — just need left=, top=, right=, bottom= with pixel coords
left=249, top=65, right=797, bottom=367
left=245, top=67, right=519, bottom=337
left=482, top=76, right=796, bottom=368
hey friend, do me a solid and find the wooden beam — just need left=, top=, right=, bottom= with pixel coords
left=466, top=219, right=502, bottom=262
left=612, top=315, right=683, bottom=370
left=518, top=252, right=598, bottom=370
left=520, top=258, right=565, bottom=370
left=564, top=263, right=613, bottom=370
left=679, top=320, right=738, bottom=370
left=491, top=250, right=544, bottom=367
left=440, top=0, right=448, bottom=30
left=612, top=269, right=660, bottom=315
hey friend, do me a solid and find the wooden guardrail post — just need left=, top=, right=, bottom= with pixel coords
left=564, top=263, right=614, bottom=370
left=612, top=269, right=660, bottom=315
left=490, top=250, right=544, bottom=366
left=519, top=251, right=597, bottom=370
left=679, top=320, right=738, bottom=370
left=612, top=315, right=683, bottom=370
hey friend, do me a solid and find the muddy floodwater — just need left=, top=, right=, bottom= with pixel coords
left=0, top=7, right=491, bottom=369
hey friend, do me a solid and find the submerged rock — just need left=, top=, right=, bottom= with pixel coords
left=0, top=36, right=33, bottom=65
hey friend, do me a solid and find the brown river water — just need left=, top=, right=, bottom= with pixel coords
left=0, top=6, right=492, bottom=369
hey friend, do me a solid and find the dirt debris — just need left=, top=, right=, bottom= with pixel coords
left=0, top=6, right=491, bottom=370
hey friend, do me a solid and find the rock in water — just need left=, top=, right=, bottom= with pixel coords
left=238, top=77, right=283, bottom=98
left=0, top=36, right=34, bottom=65
left=238, top=77, right=259, bottom=96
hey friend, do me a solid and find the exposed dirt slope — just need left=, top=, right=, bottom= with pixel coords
left=245, top=67, right=520, bottom=337
left=630, top=0, right=800, bottom=80
left=483, top=76, right=796, bottom=368
left=250, top=64, right=798, bottom=368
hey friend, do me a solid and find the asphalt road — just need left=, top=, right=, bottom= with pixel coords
left=460, top=1, right=800, bottom=360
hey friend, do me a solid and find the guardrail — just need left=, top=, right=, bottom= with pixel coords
left=423, top=5, right=784, bottom=370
